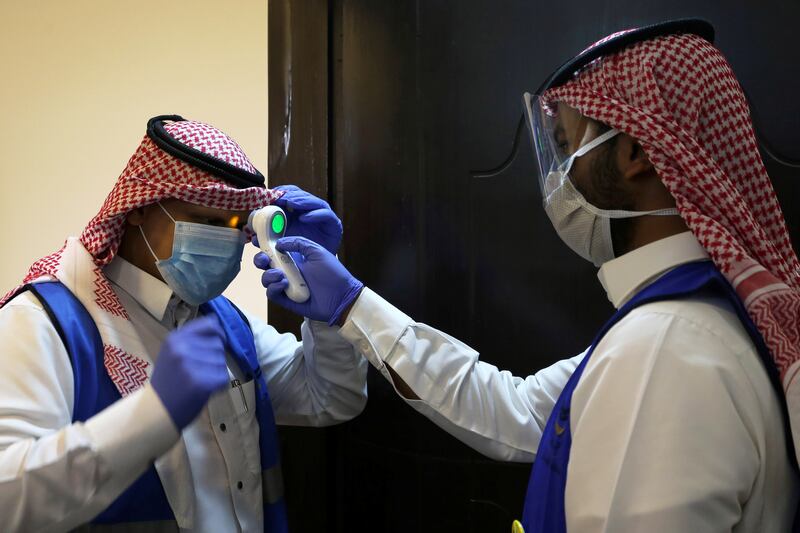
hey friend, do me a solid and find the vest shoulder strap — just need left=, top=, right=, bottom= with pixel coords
left=201, top=296, right=259, bottom=378
left=21, top=282, right=103, bottom=422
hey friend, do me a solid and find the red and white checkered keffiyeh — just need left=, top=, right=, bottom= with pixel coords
left=0, top=119, right=282, bottom=398
left=544, top=31, right=800, bottom=459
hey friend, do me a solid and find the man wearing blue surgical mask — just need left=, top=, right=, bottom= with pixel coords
left=0, top=116, right=367, bottom=531
left=121, top=200, right=252, bottom=306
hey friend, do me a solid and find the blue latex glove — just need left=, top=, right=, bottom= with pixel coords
left=254, top=236, right=363, bottom=325
left=150, top=316, right=230, bottom=430
left=273, top=185, right=343, bottom=255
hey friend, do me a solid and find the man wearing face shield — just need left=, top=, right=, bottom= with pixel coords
left=256, top=19, right=800, bottom=532
left=0, top=116, right=367, bottom=531
left=527, top=99, right=684, bottom=266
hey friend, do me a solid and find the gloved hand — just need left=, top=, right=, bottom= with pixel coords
left=254, top=236, right=363, bottom=325
left=273, top=185, right=343, bottom=255
left=150, top=316, right=230, bottom=430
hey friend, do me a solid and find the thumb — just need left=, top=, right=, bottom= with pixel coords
left=182, top=315, right=224, bottom=337
left=265, top=278, right=306, bottom=316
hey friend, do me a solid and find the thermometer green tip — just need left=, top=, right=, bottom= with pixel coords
left=271, top=213, right=286, bottom=234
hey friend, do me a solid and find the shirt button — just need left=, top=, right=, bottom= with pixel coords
left=237, top=481, right=244, bottom=490
left=219, top=423, right=227, bottom=432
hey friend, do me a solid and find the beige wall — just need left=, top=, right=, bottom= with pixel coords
left=0, top=1, right=269, bottom=318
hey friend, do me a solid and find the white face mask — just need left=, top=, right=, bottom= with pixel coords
left=543, top=129, right=679, bottom=267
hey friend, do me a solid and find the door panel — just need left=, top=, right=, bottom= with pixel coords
left=269, top=2, right=800, bottom=531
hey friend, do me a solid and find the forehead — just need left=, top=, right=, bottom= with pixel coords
left=554, top=102, right=590, bottom=134
left=551, top=102, right=607, bottom=150
left=161, top=199, right=250, bottom=218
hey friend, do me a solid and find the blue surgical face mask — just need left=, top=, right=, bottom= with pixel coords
left=139, top=202, right=246, bottom=305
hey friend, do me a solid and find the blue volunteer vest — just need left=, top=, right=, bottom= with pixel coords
left=23, top=281, right=288, bottom=532
left=519, top=261, right=793, bottom=532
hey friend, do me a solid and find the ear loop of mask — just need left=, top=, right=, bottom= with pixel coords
left=559, top=129, right=680, bottom=219
left=560, top=128, right=622, bottom=173
left=137, top=202, right=176, bottom=262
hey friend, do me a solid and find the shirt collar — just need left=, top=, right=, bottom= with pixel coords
left=597, top=231, right=710, bottom=309
left=104, top=255, right=175, bottom=321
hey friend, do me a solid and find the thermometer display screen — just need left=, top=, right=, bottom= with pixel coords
left=271, top=212, right=286, bottom=234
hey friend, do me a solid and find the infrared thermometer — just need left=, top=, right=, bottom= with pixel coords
left=248, top=206, right=310, bottom=303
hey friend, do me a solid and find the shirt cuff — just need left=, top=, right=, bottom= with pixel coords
left=83, top=384, right=180, bottom=478
left=305, top=317, right=337, bottom=333
left=338, top=287, right=414, bottom=369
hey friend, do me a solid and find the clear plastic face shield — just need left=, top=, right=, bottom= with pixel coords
left=517, top=19, right=710, bottom=266
left=522, top=92, right=679, bottom=267
left=522, top=19, right=714, bottom=199
left=522, top=92, right=619, bottom=200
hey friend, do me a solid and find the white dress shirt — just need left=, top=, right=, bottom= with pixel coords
left=0, top=256, right=367, bottom=532
left=339, top=231, right=798, bottom=532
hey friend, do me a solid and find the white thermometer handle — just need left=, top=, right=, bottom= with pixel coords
left=248, top=206, right=310, bottom=303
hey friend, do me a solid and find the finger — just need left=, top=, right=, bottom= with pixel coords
left=251, top=234, right=260, bottom=248
left=182, top=315, right=225, bottom=338
left=276, top=192, right=330, bottom=213
left=273, top=195, right=291, bottom=210
left=266, top=278, right=290, bottom=301
left=276, top=236, right=324, bottom=258
left=195, top=316, right=229, bottom=358
left=253, top=252, right=271, bottom=270
left=273, top=188, right=304, bottom=210
left=273, top=184, right=301, bottom=193
left=261, top=269, right=286, bottom=286
left=199, top=334, right=227, bottom=357
left=298, top=209, right=341, bottom=228
left=243, top=225, right=255, bottom=242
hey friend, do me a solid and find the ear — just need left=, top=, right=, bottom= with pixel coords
left=616, top=134, right=655, bottom=181
left=126, top=206, right=147, bottom=226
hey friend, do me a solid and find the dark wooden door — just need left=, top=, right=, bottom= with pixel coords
left=268, top=2, right=800, bottom=531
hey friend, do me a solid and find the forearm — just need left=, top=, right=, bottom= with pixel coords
left=248, top=311, right=368, bottom=426
left=340, top=288, right=581, bottom=461
left=0, top=385, right=179, bottom=531
left=386, top=364, right=419, bottom=399
left=0, top=302, right=180, bottom=530
left=287, top=319, right=368, bottom=426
